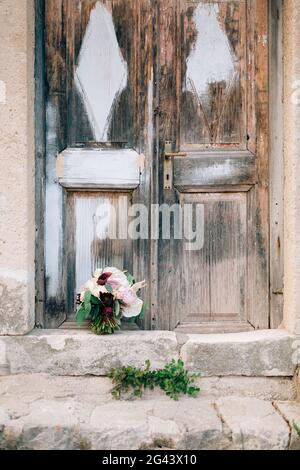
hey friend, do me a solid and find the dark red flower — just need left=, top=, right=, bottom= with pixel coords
left=102, top=306, right=113, bottom=317
left=100, top=292, right=114, bottom=307
left=97, top=272, right=112, bottom=286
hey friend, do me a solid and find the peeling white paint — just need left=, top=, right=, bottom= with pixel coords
left=75, top=1, right=128, bottom=141
left=56, top=148, right=140, bottom=189
left=75, top=197, right=98, bottom=291
left=0, top=80, right=6, bottom=104
left=147, top=70, right=154, bottom=158
left=185, top=4, right=237, bottom=97
left=45, top=101, right=63, bottom=298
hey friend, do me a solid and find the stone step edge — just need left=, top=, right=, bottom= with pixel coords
left=0, top=394, right=300, bottom=450
left=0, top=329, right=298, bottom=377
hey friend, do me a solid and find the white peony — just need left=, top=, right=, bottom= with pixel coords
left=81, top=278, right=106, bottom=299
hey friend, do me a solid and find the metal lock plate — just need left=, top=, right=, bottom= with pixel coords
left=163, top=141, right=187, bottom=190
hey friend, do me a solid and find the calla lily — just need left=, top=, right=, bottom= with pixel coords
left=131, top=280, right=147, bottom=292
left=122, top=297, right=143, bottom=318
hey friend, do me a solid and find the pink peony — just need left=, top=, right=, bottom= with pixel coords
left=120, top=288, right=137, bottom=305
left=108, top=278, right=121, bottom=289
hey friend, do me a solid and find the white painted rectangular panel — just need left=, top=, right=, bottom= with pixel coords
left=56, top=148, right=140, bottom=189
left=73, top=192, right=133, bottom=293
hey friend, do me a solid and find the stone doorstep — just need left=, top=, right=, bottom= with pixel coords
left=0, top=329, right=298, bottom=377
left=0, top=374, right=299, bottom=450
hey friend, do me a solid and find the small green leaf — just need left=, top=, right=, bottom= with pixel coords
left=84, top=302, right=92, bottom=319
left=114, top=300, right=121, bottom=318
left=124, top=271, right=136, bottom=285
left=76, top=306, right=86, bottom=325
left=91, top=304, right=100, bottom=321
left=91, top=295, right=100, bottom=305
left=137, top=302, right=146, bottom=321
left=83, top=291, right=92, bottom=307
left=105, top=284, right=113, bottom=294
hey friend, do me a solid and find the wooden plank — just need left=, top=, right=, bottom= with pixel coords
left=269, top=0, right=284, bottom=328
left=248, top=0, right=269, bottom=329
left=174, top=151, right=256, bottom=190
left=35, top=0, right=46, bottom=328
left=45, top=1, right=68, bottom=328
left=131, top=0, right=154, bottom=330
left=157, top=0, right=182, bottom=330
left=175, top=321, right=254, bottom=334
left=60, top=320, right=139, bottom=330
left=56, top=148, right=141, bottom=189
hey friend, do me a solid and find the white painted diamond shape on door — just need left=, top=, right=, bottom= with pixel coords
left=75, top=2, right=128, bottom=141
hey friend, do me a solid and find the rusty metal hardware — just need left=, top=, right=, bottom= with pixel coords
left=164, top=141, right=187, bottom=189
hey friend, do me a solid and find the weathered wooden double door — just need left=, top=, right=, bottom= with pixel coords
left=44, top=0, right=269, bottom=331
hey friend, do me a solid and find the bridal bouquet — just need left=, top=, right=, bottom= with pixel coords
left=76, top=267, right=146, bottom=335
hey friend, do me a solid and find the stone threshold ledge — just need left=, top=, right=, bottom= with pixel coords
left=0, top=329, right=297, bottom=377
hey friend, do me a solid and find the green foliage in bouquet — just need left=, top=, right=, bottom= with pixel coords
left=76, top=290, right=121, bottom=335
left=108, top=359, right=200, bottom=401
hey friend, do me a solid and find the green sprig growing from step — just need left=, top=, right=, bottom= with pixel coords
left=108, top=359, right=200, bottom=401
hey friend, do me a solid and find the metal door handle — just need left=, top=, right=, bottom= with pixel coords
left=165, top=152, right=187, bottom=158
left=164, top=141, right=187, bottom=189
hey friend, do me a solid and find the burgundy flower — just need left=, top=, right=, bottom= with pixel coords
left=100, top=292, right=114, bottom=307
left=97, top=272, right=112, bottom=286
left=102, top=306, right=113, bottom=317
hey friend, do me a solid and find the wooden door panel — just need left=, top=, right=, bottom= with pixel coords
left=180, top=0, right=247, bottom=147
left=158, top=0, right=269, bottom=331
left=173, top=150, right=256, bottom=191
left=59, top=0, right=152, bottom=147
left=178, top=193, right=247, bottom=324
left=66, top=192, right=133, bottom=317
left=56, top=148, right=140, bottom=189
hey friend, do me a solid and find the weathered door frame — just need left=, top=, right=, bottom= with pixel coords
left=34, top=0, right=284, bottom=330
